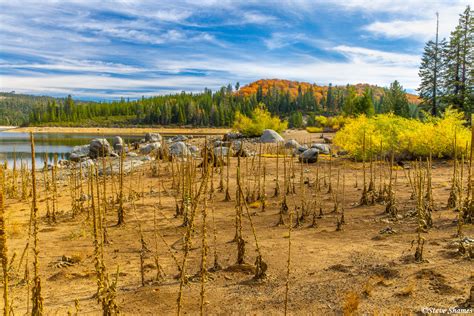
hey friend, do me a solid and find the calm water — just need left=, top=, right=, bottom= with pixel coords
left=0, top=130, right=140, bottom=168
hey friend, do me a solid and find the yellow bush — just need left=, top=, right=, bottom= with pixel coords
left=333, top=108, right=470, bottom=159
left=313, top=115, right=347, bottom=130
left=306, top=126, right=323, bottom=133
left=233, top=104, right=288, bottom=137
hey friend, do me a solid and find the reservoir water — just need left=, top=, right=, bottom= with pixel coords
left=0, top=129, right=140, bottom=168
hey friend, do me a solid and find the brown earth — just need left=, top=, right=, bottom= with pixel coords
left=1, top=130, right=473, bottom=315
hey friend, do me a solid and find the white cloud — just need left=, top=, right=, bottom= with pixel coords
left=333, top=45, right=420, bottom=66
left=360, top=1, right=470, bottom=40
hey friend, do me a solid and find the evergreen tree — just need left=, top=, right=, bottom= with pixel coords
left=382, top=80, right=410, bottom=117
left=418, top=13, right=446, bottom=116
left=342, top=86, right=357, bottom=115
left=355, top=88, right=375, bottom=116
left=442, top=6, right=473, bottom=116
left=288, top=112, right=303, bottom=128
left=326, top=83, right=334, bottom=113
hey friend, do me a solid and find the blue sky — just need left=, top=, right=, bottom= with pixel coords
left=0, top=0, right=471, bottom=100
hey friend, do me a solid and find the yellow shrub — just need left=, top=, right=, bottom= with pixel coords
left=306, top=126, right=324, bottom=133
left=333, top=108, right=470, bottom=159
left=233, top=104, right=288, bottom=137
left=313, top=115, right=347, bottom=131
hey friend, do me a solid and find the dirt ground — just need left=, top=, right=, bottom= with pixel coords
left=1, top=129, right=473, bottom=315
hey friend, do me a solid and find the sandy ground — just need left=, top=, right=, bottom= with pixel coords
left=2, top=126, right=231, bottom=136
left=1, top=130, right=473, bottom=315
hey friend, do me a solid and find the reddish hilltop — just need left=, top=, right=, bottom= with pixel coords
left=237, top=79, right=421, bottom=104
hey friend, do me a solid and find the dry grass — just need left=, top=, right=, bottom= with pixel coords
left=343, top=291, right=360, bottom=316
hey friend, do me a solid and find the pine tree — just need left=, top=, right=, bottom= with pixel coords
left=342, top=86, right=356, bottom=115
left=326, top=83, right=334, bottom=113
left=355, top=88, right=375, bottom=116
left=382, top=80, right=410, bottom=117
left=443, top=6, right=473, bottom=117
left=418, top=13, right=446, bottom=116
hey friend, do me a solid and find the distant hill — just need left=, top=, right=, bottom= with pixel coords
left=0, top=79, right=422, bottom=127
left=237, top=79, right=421, bottom=104
left=0, top=92, right=59, bottom=126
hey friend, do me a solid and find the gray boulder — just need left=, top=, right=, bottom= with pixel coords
left=223, top=132, right=243, bottom=141
left=112, top=136, right=124, bottom=152
left=285, top=139, right=300, bottom=149
left=188, top=145, right=200, bottom=154
left=294, top=145, right=308, bottom=155
left=89, top=139, right=112, bottom=159
left=299, top=148, right=319, bottom=163
left=214, top=146, right=233, bottom=158
left=170, top=135, right=188, bottom=143
left=311, top=143, right=331, bottom=155
left=145, top=133, right=162, bottom=143
left=170, top=141, right=191, bottom=157
left=260, top=129, right=284, bottom=143
left=79, top=159, right=95, bottom=169
left=69, top=145, right=90, bottom=162
left=140, top=142, right=161, bottom=155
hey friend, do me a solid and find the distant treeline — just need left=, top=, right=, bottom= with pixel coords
left=1, top=80, right=418, bottom=128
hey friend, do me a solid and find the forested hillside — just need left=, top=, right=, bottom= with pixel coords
left=0, top=79, right=421, bottom=127
left=0, top=93, right=57, bottom=126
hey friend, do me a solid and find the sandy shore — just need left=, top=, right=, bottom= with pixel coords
left=2, top=126, right=231, bottom=135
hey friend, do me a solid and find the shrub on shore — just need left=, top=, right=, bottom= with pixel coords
left=333, top=107, right=470, bottom=160
left=233, top=104, right=288, bottom=137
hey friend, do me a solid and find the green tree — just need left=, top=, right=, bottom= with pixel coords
left=342, top=86, right=357, bottom=115
left=382, top=80, right=410, bottom=117
left=418, top=13, right=446, bottom=116
left=355, top=88, right=375, bottom=116
left=288, top=112, right=303, bottom=128
left=443, top=6, right=473, bottom=116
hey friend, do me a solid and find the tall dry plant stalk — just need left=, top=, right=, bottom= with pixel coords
left=448, top=128, right=461, bottom=210
left=30, top=133, right=44, bottom=315
left=117, top=150, right=125, bottom=225
left=1, top=187, right=9, bottom=316
left=385, top=146, right=398, bottom=217
left=235, top=155, right=267, bottom=280
left=177, top=147, right=211, bottom=316
left=360, top=131, right=369, bottom=206
left=284, top=208, right=292, bottom=316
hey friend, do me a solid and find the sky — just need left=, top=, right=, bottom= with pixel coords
left=0, top=0, right=471, bottom=100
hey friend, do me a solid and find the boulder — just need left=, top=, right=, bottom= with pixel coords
left=139, top=142, right=161, bottom=155
left=188, top=145, right=200, bottom=154
left=170, top=135, right=188, bottom=143
left=298, top=148, right=319, bottom=163
left=79, top=159, right=95, bottom=169
left=285, top=139, right=300, bottom=149
left=214, top=146, right=233, bottom=158
left=69, top=145, right=90, bottom=162
left=311, top=143, right=331, bottom=155
left=232, top=140, right=243, bottom=152
left=145, top=133, right=162, bottom=143
left=89, top=138, right=112, bottom=159
left=234, top=148, right=251, bottom=157
left=170, top=141, right=191, bottom=157
left=223, top=132, right=243, bottom=141
left=260, top=129, right=284, bottom=143
left=294, top=145, right=308, bottom=155
left=112, top=136, right=124, bottom=152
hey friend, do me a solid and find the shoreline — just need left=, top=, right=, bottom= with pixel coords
left=1, top=126, right=231, bottom=136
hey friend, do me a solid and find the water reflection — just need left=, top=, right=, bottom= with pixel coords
left=0, top=132, right=140, bottom=168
